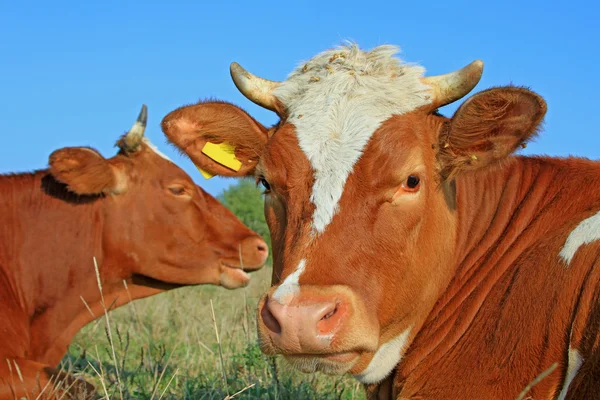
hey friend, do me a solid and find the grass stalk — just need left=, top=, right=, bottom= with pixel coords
left=93, top=257, right=124, bottom=400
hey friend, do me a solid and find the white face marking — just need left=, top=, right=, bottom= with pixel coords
left=557, top=348, right=583, bottom=400
left=272, top=259, right=306, bottom=304
left=353, top=328, right=412, bottom=384
left=274, top=44, right=432, bottom=234
left=142, top=137, right=172, bottom=161
left=559, top=210, right=600, bottom=265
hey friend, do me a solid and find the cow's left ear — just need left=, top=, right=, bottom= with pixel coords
left=48, top=147, right=128, bottom=195
left=161, top=101, right=269, bottom=179
left=437, top=86, right=547, bottom=179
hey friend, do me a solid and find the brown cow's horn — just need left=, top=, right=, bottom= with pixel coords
left=230, top=62, right=280, bottom=112
left=422, top=60, right=484, bottom=109
left=122, top=104, right=148, bottom=152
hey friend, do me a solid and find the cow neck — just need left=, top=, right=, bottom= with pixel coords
left=0, top=171, right=122, bottom=364
left=398, top=156, right=576, bottom=377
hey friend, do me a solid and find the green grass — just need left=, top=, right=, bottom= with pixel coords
left=59, top=265, right=366, bottom=399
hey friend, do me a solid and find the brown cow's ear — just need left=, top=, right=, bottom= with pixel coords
left=161, top=101, right=269, bottom=178
left=438, top=86, right=547, bottom=179
left=48, top=147, right=127, bottom=195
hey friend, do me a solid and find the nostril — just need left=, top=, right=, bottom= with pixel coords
left=261, top=301, right=282, bottom=335
left=240, top=237, right=269, bottom=266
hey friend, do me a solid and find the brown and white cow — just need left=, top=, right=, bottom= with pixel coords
left=0, top=105, right=268, bottom=399
left=162, top=44, right=600, bottom=399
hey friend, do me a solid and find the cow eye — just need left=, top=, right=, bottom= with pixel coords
left=407, top=175, right=420, bottom=188
left=403, top=175, right=420, bottom=191
left=168, top=185, right=187, bottom=196
left=256, top=177, right=271, bottom=193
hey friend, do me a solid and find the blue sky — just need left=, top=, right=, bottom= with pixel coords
left=0, top=0, right=597, bottom=196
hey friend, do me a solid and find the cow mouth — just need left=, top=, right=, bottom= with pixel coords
left=219, top=261, right=251, bottom=289
left=131, top=274, right=186, bottom=290
left=130, top=261, right=253, bottom=291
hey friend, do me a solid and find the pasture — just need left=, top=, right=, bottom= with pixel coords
left=59, top=259, right=364, bottom=400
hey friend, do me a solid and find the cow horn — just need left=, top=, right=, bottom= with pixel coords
left=230, top=62, right=280, bottom=112
left=121, top=104, right=148, bottom=152
left=422, top=60, right=484, bottom=109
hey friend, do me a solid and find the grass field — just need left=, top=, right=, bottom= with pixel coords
left=60, top=265, right=366, bottom=399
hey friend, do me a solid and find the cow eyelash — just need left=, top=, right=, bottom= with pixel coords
left=256, top=177, right=271, bottom=194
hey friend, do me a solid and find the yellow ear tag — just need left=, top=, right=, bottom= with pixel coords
left=197, top=167, right=215, bottom=180
left=201, top=142, right=242, bottom=172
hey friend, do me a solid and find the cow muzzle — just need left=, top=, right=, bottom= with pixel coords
left=218, top=236, right=268, bottom=289
left=257, top=285, right=379, bottom=374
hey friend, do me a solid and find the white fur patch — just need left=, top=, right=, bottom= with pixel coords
left=272, top=259, right=306, bottom=303
left=353, top=328, right=411, bottom=384
left=557, top=348, right=583, bottom=400
left=274, top=44, right=432, bottom=233
left=142, top=137, right=172, bottom=161
left=559, top=210, right=600, bottom=265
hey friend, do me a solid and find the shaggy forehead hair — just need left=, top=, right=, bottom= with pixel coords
left=273, top=43, right=432, bottom=234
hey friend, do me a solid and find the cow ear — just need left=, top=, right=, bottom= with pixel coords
left=437, top=86, right=547, bottom=179
left=48, top=147, right=127, bottom=195
left=161, top=101, right=269, bottom=178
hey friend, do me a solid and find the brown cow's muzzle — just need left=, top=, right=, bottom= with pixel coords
left=257, top=285, right=379, bottom=375
left=239, top=236, right=269, bottom=269
left=219, top=236, right=268, bottom=289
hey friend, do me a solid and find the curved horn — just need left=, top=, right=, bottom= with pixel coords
left=122, top=104, right=148, bottom=152
left=422, top=60, right=484, bottom=109
left=230, top=62, right=280, bottom=112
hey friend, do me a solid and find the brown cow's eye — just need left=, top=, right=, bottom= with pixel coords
left=168, top=186, right=187, bottom=196
left=406, top=175, right=420, bottom=188
left=401, top=175, right=420, bottom=193
left=256, top=177, right=271, bottom=192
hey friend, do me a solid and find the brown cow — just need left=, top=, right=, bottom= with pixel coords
left=0, top=105, right=268, bottom=399
left=162, top=44, right=600, bottom=399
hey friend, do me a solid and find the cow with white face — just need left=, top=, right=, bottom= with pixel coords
left=162, top=44, right=600, bottom=399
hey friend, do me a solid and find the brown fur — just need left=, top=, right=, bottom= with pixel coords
left=163, top=85, right=600, bottom=399
left=0, top=138, right=268, bottom=399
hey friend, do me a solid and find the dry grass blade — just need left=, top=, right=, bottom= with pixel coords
left=88, top=360, right=109, bottom=400
left=149, top=344, right=179, bottom=400
left=93, top=256, right=124, bottom=400
left=11, top=360, right=31, bottom=400
left=210, top=299, right=230, bottom=397
left=225, top=383, right=256, bottom=399
left=515, top=362, right=558, bottom=400
left=80, top=296, right=96, bottom=319
left=239, top=244, right=251, bottom=343
left=33, top=378, right=53, bottom=400
left=194, top=328, right=215, bottom=355
left=157, top=368, right=179, bottom=400
left=123, top=279, right=146, bottom=333
left=6, top=358, right=18, bottom=400
left=13, top=360, right=24, bottom=384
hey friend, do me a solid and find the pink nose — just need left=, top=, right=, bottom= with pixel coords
left=260, top=295, right=347, bottom=353
left=240, top=236, right=269, bottom=269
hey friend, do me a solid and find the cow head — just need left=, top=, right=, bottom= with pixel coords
left=162, top=44, right=546, bottom=383
left=48, top=105, right=268, bottom=290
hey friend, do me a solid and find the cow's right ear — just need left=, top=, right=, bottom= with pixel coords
left=161, top=101, right=269, bottom=178
left=48, top=147, right=127, bottom=195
